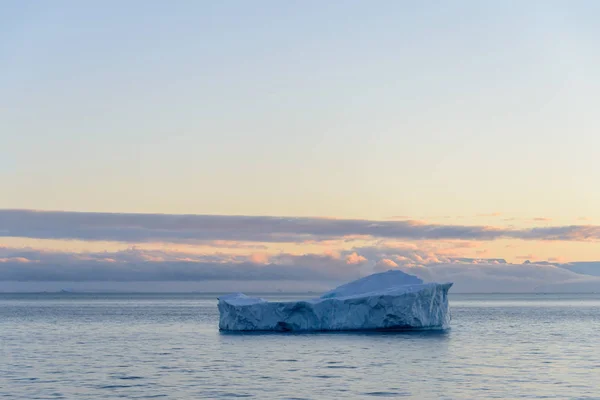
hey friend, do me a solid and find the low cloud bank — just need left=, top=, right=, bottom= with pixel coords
left=396, top=263, right=600, bottom=293
left=1, top=246, right=600, bottom=293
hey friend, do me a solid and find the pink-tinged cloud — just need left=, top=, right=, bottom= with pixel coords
left=322, top=249, right=341, bottom=259
left=378, top=258, right=398, bottom=268
left=345, top=252, right=367, bottom=265
left=249, top=253, right=270, bottom=264
left=0, top=257, right=33, bottom=263
left=531, top=217, right=552, bottom=222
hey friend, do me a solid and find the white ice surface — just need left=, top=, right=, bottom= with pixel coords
left=218, top=270, right=453, bottom=332
left=319, top=269, right=424, bottom=299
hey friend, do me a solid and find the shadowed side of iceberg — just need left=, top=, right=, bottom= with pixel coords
left=217, top=272, right=453, bottom=332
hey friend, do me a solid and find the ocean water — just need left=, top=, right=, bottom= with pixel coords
left=1, top=293, right=599, bottom=399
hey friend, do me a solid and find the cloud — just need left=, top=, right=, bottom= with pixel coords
left=396, top=262, right=600, bottom=293
left=559, top=261, right=600, bottom=277
left=0, top=247, right=365, bottom=283
left=477, top=212, right=502, bottom=217
left=0, top=244, right=600, bottom=293
left=0, top=257, right=32, bottom=263
left=345, top=252, right=368, bottom=265
left=204, top=241, right=269, bottom=250
left=515, top=225, right=600, bottom=241
left=374, top=258, right=399, bottom=271
left=2, top=210, right=600, bottom=244
left=1, top=245, right=600, bottom=292
left=249, top=253, right=269, bottom=264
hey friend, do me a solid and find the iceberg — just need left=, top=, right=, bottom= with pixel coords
left=218, top=270, right=453, bottom=332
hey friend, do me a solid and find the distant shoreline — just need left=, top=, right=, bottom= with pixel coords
left=1, top=291, right=599, bottom=295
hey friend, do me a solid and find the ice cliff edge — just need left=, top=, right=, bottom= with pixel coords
left=218, top=270, right=453, bottom=332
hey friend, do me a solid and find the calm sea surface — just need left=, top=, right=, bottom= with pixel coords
left=1, top=293, right=599, bottom=399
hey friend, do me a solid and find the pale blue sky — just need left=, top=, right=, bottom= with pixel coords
left=3, top=1, right=599, bottom=220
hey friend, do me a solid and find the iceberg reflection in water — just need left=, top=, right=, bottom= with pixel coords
left=218, top=270, right=453, bottom=332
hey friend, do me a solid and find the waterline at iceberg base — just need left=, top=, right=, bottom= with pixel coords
left=217, top=270, right=453, bottom=332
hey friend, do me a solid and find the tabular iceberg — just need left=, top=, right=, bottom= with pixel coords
left=218, top=270, right=453, bottom=332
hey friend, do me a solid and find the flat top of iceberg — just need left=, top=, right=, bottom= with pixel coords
left=219, top=270, right=435, bottom=307
left=218, top=293, right=267, bottom=305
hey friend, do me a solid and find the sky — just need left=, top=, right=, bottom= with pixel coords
left=2, top=1, right=600, bottom=292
